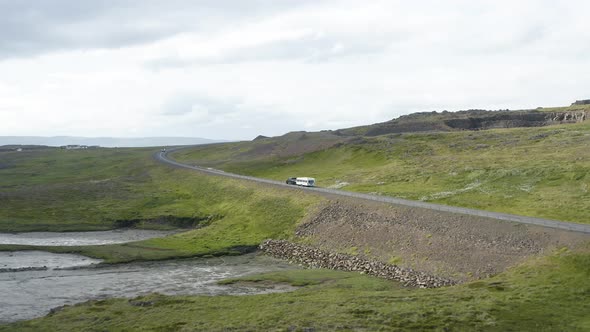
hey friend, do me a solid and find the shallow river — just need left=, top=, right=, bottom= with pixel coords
left=0, top=229, right=177, bottom=246
left=0, top=253, right=297, bottom=323
left=0, top=250, right=102, bottom=270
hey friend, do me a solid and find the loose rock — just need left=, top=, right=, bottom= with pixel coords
left=259, top=239, right=457, bottom=288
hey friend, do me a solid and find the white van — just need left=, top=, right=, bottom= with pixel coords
left=296, top=177, right=316, bottom=187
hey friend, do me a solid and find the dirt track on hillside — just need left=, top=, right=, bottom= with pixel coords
left=296, top=198, right=589, bottom=280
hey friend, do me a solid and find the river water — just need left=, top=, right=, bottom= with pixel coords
left=0, top=253, right=298, bottom=323
left=0, top=229, right=177, bottom=246
left=0, top=230, right=298, bottom=323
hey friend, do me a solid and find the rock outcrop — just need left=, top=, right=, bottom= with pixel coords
left=339, top=108, right=590, bottom=137
left=572, top=99, right=590, bottom=106
left=442, top=109, right=589, bottom=130
left=548, top=110, right=587, bottom=122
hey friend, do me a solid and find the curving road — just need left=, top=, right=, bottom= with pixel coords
left=155, top=148, right=590, bottom=234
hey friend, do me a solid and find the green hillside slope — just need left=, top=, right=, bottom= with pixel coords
left=174, top=121, right=590, bottom=224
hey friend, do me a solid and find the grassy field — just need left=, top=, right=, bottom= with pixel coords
left=0, top=148, right=152, bottom=231
left=0, top=148, right=320, bottom=262
left=173, top=122, right=590, bottom=224
left=4, top=244, right=589, bottom=331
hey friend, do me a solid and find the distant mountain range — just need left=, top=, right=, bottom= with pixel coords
left=0, top=136, right=224, bottom=148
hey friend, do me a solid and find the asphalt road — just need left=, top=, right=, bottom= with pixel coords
left=155, top=149, right=590, bottom=234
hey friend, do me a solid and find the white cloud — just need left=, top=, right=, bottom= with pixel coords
left=1, top=0, right=589, bottom=140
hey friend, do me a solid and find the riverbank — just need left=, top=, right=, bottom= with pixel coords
left=4, top=244, right=589, bottom=331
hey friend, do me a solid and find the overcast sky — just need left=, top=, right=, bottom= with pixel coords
left=1, top=0, right=589, bottom=140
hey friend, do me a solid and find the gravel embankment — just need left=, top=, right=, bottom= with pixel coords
left=294, top=200, right=590, bottom=280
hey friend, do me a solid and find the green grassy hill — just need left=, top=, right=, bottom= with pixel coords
left=174, top=120, right=590, bottom=224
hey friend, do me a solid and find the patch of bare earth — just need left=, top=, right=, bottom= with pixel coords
left=295, top=198, right=589, bottom=281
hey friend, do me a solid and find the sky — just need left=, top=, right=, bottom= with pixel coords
left=1, top=0, right=589, bottom=140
